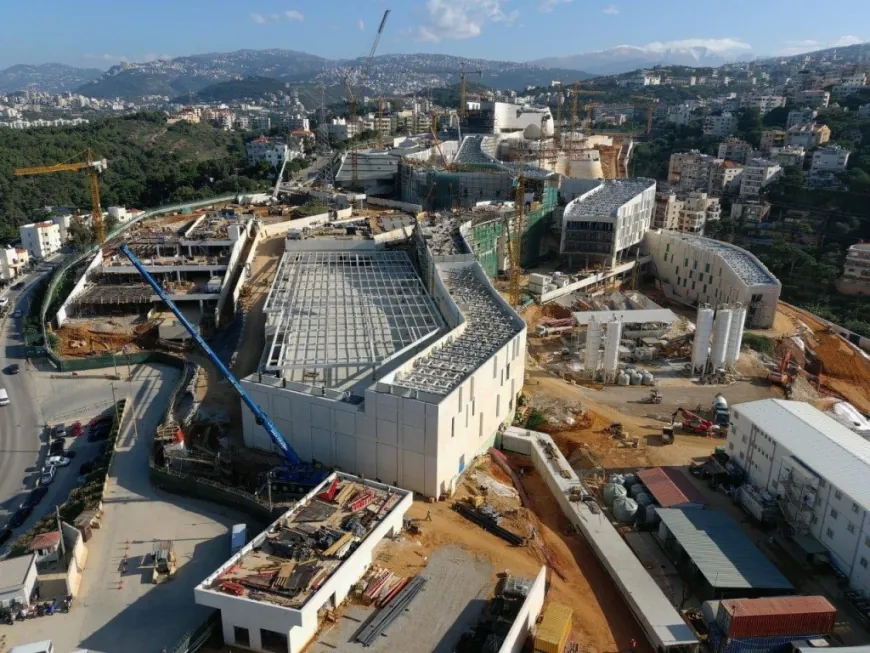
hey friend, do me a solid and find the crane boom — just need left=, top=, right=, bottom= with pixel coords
left=119, top=244, right=325, bottom=484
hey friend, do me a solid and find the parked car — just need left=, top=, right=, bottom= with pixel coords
left=11, top=281, right=25, bottom=290
left=9, top=505, right=31, bottom=527
left=88, top=426, right=111, bottom=442
left=49, top=439, right=65, bottom=455
left=88, top=415, right=113, bottom=429
left=11, top=309, right=22, bottom=318
left=26, top=486, right=49, bottom=507
left=4, top=364, right=19, bottom=375
left=47, top=455, right=71, bottom=467
left=53, top=423, right=66, bottom=438
left=41, top=465, right=56, bottom=486
left=0, top=528, right=12, bottom=546
left=69, top=422, right=83, bottom=438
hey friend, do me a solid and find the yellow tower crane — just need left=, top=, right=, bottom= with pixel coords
left=14, top=149, right=109, bottom=243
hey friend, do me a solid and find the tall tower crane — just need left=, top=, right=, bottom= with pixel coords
left=347, top=9, right=391, bottom=189
left=14, top=149, right=108, bottom=243
left=507, top=173, right=525, bottom=308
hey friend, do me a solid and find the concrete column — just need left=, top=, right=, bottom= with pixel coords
left=177, top=270, right=181, bottom=281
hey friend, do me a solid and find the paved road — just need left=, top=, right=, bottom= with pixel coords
left=4, top=364, right=251, bottom=653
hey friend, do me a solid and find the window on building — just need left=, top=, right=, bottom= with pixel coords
left=835, top=490, right=843, bottom=500
left=692, top=281, right=696, bottom=290
left=684, top=257, right=688, bottom=266
left=819, top=478, right=826, bottom=488
left=234, top=627, right=250, bottom=647
left=862, top=557, right=869, bottom=569
left=831, top=509, right=839, bottom=519
left=854, top=502, right=860, bottom=514
left=676, top=266, right=680, bottom=275
left=826, top=528, right=835, bottom=539
left=728, top=442, right=734, bottom=451
left=848, top=523, right=856, bottom=534
left=742, top=434, right=748, bottom=443
left=865, top=536, right=870, bottom=548
left=260, top=629, right=288, bottom=653
left=705, top=263, right=711, bottom=273
left=739, top=451, right=745, bottom=459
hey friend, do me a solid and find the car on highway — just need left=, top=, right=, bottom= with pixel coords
left=5, top=363, right=20, bottom=375
left=53, top=423, right=67, bottom=438
left=11, top=309, right=22, bottom=318
left=11, top=281, right=25, bottom=290
left=47, top=455, right=72, bottom=467
left=9, top=505, right=31, bottom=528
left=41, top=464, right=56, bottom=486
left=25, top=486, right=49, bottom=507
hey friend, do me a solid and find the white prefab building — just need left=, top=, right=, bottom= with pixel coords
left=194, top=474, right=412, bottom=653
left=559, top=178, right=656, bottom=268
left=239, top=222, right=526, bottom=498
left=0, top=554, right=38, bottom=608
left=727, top=399, right=870, bottom=595
left=643, top=230, right=781, bottom=328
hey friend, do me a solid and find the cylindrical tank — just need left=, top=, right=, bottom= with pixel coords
left=714, top=393, right=728, bottom=411
left=609, top=473, right=625, bottom=485
left=641, top=371, right=654, bottom=386
left=603, top=319, right=623, bottom=382
left=603, top=483, right=628, bottom=507
left=725, top=304, right=747, bottom=365
left=645, top=504, right=659, bottom=526
left=623, top=473, right=638, bottom=489
left=629, top=370, right=641, bottom=385
left=629, top=482, right=647, bottom=498
left=585, top=318, right=602, bottom=378
left=691, top=306, right=715, bottom=374
left=618, top=371, right=630, bottom=386
left=710, top=308, right=733, bottom=369
left=613, top=497, right=638, bottom=523
left=635, top=492, right=653, bottom=507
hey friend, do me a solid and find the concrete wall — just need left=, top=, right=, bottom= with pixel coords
left=497, top=567, right=548, bottom=653
left=643, top=229, right=781, bottom=328
left=231, top=229, right=261, bottom=313
left=55, top=249, right=104, bottom=326
left=782, top=301, right=870, bottom=354
left=366, top=197, right=424, bottom=215
left=537, top=256, right=652, bottom=304
left=216, top=226, right=250, bottom=320
left=195, top=474, right=411, bottom=653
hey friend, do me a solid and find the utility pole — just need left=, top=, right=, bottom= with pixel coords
left=56, top=505, right=66, bottom=558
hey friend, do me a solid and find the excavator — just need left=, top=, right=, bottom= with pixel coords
left=768, top=351, right=793, bottom=390
left=119, top=243, right=329, bottom=495
left=671, top=407, right=715, bottom=436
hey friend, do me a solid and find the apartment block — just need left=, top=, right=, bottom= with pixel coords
left=718, top=138, right=753, bottom=163
left=246, top=136, right=288, bottom=166
left=0, top=246, right=29, bottom=282
left=731, top=200, right=771, bottom=224
left=808, top=146, right=851, bottom=187
left=704, top=112, right=738, bottom=137
left=654, top=191, right=681, bottom=231
left=20, top=220, right=62, bottom=259
left=768, top=146, right=806, bottom=169
left=740, top=158, right=782, bottom=198
left=740, top=94, right=787, bottom=114
left=838, top=243, right=870, bottom=295
left=787, top=123, right=831, bottom=149
left=668, top=151, right=743, bottom=194
left=760, top=129, right=788, bottom=150
left=787, top=108, right=818, bottom=129
left=796, top=89, right=830, bottom=109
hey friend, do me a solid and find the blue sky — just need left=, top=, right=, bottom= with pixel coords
left=1, top=0, right=867, bottom=69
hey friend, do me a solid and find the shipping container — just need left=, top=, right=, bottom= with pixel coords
left=707, top=620, right=826, bottom=653
left=717, top=597, right=836, bottom=639
left=535, top=603, right=573, bottom=653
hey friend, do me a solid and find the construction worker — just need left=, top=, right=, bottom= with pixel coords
left=630, top=638, right=638, bottom=653
left=426, top=510, right=432, bottom=521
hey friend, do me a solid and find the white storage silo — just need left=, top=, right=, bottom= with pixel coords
left=710, top=307, right=733, bottom=369
left=725, top=304, right=747, bottom=365
left=584, top=318, right=602, bottom=379
left=691, top=306, right=715, bottom=375
left=603, top=318, right=623, bottom=383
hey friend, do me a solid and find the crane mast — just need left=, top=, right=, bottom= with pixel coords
left=119, top=243, right=327, bottom=490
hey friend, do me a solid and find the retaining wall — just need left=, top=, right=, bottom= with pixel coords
left=366, top=197, right=424, bottom=214
left=497, top=567, right=548, bottom=653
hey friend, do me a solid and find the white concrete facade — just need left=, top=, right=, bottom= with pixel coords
left=643, top=230, right=781, bottom=328
left=246, top=137, right=288, bottom=166
left=838, top=243, right=870, bottom=295
left=0, top=554, right=37, bottom=608
left=0, top=247, right=28, bottom=282
left=740, top=159, right=782, bottom=198
left=787, top=108, right=817, bottom=129
left=726, top=400, right=870, bottom=595
left=704, top=112, right=738, bottom=137
left=718, top=138, right=752, bottom=163
left=19, top=221, right=62, bottom=259
left=491, top=102, right=554, bottom=137
left=194, top=474, right=412, bottom=653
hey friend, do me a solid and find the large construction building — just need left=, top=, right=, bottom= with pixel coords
left=643, top=229, right=781, bottom=328
left=239, top=214, right=526, bottom=497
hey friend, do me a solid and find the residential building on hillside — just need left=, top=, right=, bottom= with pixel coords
left=740, top=159, right=782, bottom=198
left=710, top=160, right=745, bottom=194
left=808, top=146, right=851, bottom=187
left=704, top=112, right=738, bottom=137
left=643, top=231, right=781, bottom=327
left=246, top=136, right=288, bottom=166
left=787, top=107, right=818, bottom=129
left=560, top=178, right=656, bottom=268
left=654, top=191, right=681, bottom=231
left=768, top=146, right=806, bottom=168
left=0, top=246, right=28, bottom=282
left=741, top=94, right=787, bottom=114
left=838, top=242, right=870, bottom=295
left=760, top=129, right=788, bottom=150
left=19, top=220, right=62, bottom=259
left=726, top=399, right=870, bottom=595
left=326, top=118, right=361, bottom=141
left=796, top=89, right=830, bottom=109
left=833, top=72, right=867, bottom=100
left=731, top=200, right=771, bottom=224
left=787, top=123, right=831, bottom=149
left=668, top=152, right=743, bottom=194
left=718, top=138, right=753, bottom=164
left=655, top=191, right=721, bottom=234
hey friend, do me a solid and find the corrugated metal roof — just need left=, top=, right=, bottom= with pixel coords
left=637, top=467, right=707, bottom=508
left=734, top=399, right=870, bottom=512
left=657, top=508, right=793, bottom=590
left=720, top=596, right=834, bottom=618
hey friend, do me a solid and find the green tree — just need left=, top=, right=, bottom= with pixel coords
left=762, top=106, right=790, bottom=128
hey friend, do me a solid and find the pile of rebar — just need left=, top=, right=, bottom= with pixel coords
left=356, top=576, right=427, bottom=646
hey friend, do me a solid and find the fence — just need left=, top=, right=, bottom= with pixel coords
left=165, top=610, right=221, bottom=653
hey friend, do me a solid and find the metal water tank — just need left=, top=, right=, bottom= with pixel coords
left=603, top=483, right=628, bottom=507
left=691, top=306, right=715, bottom=374
left=618, top=371, right=630, bottom=386
left=629, top=482, right=647, bottom=499
left=725, top=305, right=747, bottom=364
left=613, top=497, right=639, bottom=523
left=710, top=308, right=733, bottom=368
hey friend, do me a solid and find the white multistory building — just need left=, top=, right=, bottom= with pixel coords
left=809, top=146, right=851, bottom=187
left=740, top=94, right=787, bottom=114
left=668, top=151, right=743, bottom=194
left=726, top=399, right=870, bottom=596
left=654, top=192, right=720, bottom=234
left=796, top=89, right=830, bottom=109
left=0, top=246, right=28, bottom=282
left=838, top=243, right=870, bottom=295
left=19, top=220, right=62, bottom=259
left=704, top=112, right=738, bottom=137
left=326, top=117, right=361, bottom=141
left=643, top=230, right=781, bottom=328
left=246, top=136, right=289, bottom=166
left=787, top=123, right=831, bottom=149
left=718, top=138, right=753, bottom=164
left=740, top=158, right=782, bottom=198
left=787, top=107, right=818, bottom=129
left=559, top=178, right=656, bottom=267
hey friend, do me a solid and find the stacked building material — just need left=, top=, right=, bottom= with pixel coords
left=535, top=603, right=573, bottom=653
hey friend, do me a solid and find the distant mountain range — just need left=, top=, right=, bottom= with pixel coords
left=532, top=44, right=751, bottom=75
left=0, top=63, right=102, bottom=94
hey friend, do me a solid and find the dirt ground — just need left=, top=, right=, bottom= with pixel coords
left=374, top=456, right=652, bottom=653
left=56, top=320, right=151, bottom=358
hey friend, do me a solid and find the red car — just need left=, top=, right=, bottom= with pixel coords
left=88, top=415, right=113, bottom=429
left=69, top=422, right=83, bottom=438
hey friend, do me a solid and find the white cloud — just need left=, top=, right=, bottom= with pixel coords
left=777, top=35, right=865, bottom=56
left=250, top=12, right=266, bottom=24
left=602, top=4, right=619, bottom=14
left=250, top=9, right=303, bottom=25
left=413, top=0, right=518, bottom=43
left=638, top=38, right=752, bottom=55
left=358, top=18, right=365, bottom=31
left=285, top=9, right=304, bottom=22
left=539, top=0, right=572, bottom=12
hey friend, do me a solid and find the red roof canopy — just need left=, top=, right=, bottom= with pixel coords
left=636, top=467, right=706, bottom=508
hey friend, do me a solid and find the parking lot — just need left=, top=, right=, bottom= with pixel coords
left=2, top=364, right=251, bottom=653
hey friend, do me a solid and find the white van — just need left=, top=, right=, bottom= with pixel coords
left=0, top=388, right=8, bottom=407
left=10, top=641, right=54, bottom=653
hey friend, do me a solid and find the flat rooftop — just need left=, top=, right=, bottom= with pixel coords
left=202, top=476, right=409, bottom=610
left=662, top=232, right=778, bottom=286
left=565, top=179, right=655, bottom=220
left=391, top=263, right=522, bottom=396
left=262, top=250, right=443, bottom=389
left=0, top=553, right=34, bottom=592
